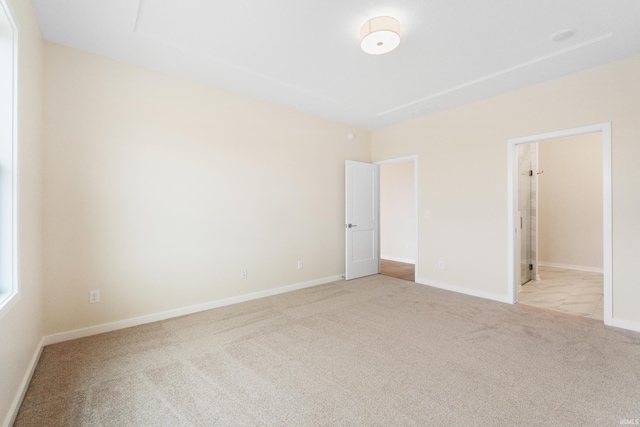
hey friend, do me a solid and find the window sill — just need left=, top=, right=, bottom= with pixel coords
left=0, top=290, right=20, bottom=321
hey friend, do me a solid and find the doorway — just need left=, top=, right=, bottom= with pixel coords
left=377, top=156, right=418, bottom=282
left=507, top=123, right=612, bottom=324
left=516, top=134, right=604, bottom=320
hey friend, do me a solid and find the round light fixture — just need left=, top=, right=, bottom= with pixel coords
left=550, top=29, right=575, bottom=42
left=360, top=16, right=401, bottom=55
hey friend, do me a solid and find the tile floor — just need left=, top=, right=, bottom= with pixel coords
left=518, top=265, right=604, bottom=320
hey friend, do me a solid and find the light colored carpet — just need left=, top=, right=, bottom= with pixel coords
left=15, top=274, right=640, bottom=426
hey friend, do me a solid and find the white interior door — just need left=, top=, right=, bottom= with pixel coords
left=345, top=160, right=380, bottom=280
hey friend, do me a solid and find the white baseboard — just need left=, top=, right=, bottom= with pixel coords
left=4, top=338, right=44, bottom=427
left=606, top=317, right=640, bottom=333
left=43, top=275, right=343, bottom=346
left=538, top=262, right=604, bottom=274
left=380, top=256, right=415, bottom=264
left=415, top=277, right=511, bottom=304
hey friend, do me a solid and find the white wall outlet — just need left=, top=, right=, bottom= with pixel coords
left=297, top=260, right=303, bottom=270
left=89, top=290, right=100, bottom=303
left=240, top=268, right=248, bottom=279
left=438, top=261, right=445, bottom=269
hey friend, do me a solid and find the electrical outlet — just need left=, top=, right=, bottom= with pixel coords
left=89, top=290, right=100, bottom=303
left=297, top=260, right=303, bottom=270
left=240, top=268, right=247, bottom=279
left=438, top=261, right=445, bottom=269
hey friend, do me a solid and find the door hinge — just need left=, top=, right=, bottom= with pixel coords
left=529, top=170, right=533, bottom=177
left=529, top=264, right=533, bottom=271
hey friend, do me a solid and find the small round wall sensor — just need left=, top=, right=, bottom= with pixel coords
left=550, top=29, right=575, bottom=42
left=347, top=132, right=356, bottom=141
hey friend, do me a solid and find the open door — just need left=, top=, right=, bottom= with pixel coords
left=345, top=160, right=380, bottom=280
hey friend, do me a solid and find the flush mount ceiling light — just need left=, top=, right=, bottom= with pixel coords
left=360, top=16, right=401, bottom=55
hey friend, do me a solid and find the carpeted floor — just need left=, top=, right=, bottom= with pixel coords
left=15, top=274, right=640, bottom=426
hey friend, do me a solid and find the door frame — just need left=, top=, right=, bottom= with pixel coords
left=507, top=123, right=612, bottom=324
left=375, top=155, right=419, bottom=280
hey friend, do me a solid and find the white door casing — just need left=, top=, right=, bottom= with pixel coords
left=345, top=160, right=380, bottom=280
left=507, top=123, right=612, bottom=325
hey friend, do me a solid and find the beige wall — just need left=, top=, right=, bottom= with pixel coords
left=0, top=0, right=43, bottom=424
left=1, top=8, right=638, bottom=420
left=42, top=42, right=371, bottom=335
left=380, top=161, right=415, bottom=263
left=372, top=56, right=640, bottom=324
left=538, top=134, right=603, bottom=270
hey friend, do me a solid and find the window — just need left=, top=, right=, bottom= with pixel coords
left=0, top=0, right=17, bottom=319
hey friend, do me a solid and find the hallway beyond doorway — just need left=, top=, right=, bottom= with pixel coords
left=380, top=259, right=415, bottom=282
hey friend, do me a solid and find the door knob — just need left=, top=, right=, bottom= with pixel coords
left=347, top=224, right=358, bottom=228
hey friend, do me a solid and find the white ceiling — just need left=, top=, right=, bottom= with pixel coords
left=32, top=0, right=640, bottom=130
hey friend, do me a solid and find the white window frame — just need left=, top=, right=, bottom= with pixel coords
left=0, top=0, right=19, bottom=321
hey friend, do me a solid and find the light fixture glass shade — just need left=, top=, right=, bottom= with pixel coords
left=360, top=16, right=401, bottom=55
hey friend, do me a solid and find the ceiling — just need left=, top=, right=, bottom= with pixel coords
left=32, top=0, right=640, bottom=130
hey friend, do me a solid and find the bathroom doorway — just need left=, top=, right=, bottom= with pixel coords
left=517, top=133, right=604, bottom=320
left=507, top=123, right=612, bottom=324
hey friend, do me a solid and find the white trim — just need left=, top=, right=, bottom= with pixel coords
left=0, top=290, right=19, bottom=322
left=507, top=123, right=613, bottom=324
left=3, top=338, right=44, bottom=427
left=607, top=318, right=640, bottom=334
left=43, top=275, right=343, bottom=346
left=381, top=256, right=415, bottom=265
left=0, top=0, right=20, bottom=321
left=539, top=261, right=604, bottom=274
left=375, top=155, right=419, bottom=278
left=415, top=277, right=511, bottom=304
left=375, top=155, right=417, bottom=165
left=601, top=123, right=612, bottom=321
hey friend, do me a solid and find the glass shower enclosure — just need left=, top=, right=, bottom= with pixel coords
left=517, top=143, right=538, bottom=285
